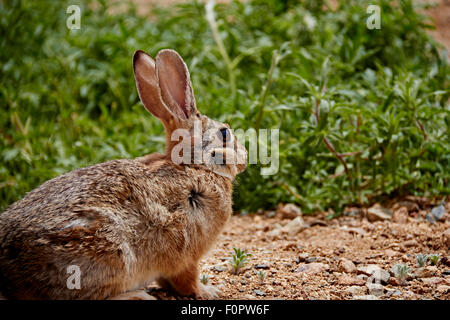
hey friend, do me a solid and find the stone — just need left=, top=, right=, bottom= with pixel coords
left=305, top=257, right=318, bottom=263
left=296, top=262, right=329, bottom=274
left=338, top=274, right=366, bottom=286
left=414, top=266, right=438, bottom=278
left=283, top=216, right=307, bottom=235
left=437, top=285, right=450, bottom=294
left=431, top=205, right=446, bottom=221
left=353, top=295, right=379, bottom=300
left=340, top=258, right=357, bottom=274
left=393, top=207, right=409, bottom=224
left=244, top=294, right=256, bottom=299
left=357, top=265, right=390, bottom=284
left=254, top=264, right=269, bottom=270
left=444, top=229, right=450, bottom=247
left=402, top=239, right=418, bottom=247
left=385, top=288, right=402, bottom=297
left=277, top=203, right=302, bottom=219
left=296, top=253, right=310, bottom=263
left=366, top=283, right=384, bottom=297
left=367, top=204, right=392, bottom=222
left=421, top=277, right=445, bottom=285
left=212, top=265, right=227, bottom=272
left=253, top=289, right=266, bottom=296
left=344, top=286, right=367, bottom=296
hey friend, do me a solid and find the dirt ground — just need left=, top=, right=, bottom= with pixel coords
left=146, top=197, right=450, bottom=300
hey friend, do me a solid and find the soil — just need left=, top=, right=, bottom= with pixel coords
left=147, top=197, right=450, bottom=300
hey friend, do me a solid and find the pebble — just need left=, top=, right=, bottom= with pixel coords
left=442, top=270, right=450, bottom=276
left=254, top=264, right=269, bottom=270
left=244, top=294, right=256, bottom=299
left=414, top=266, right=438, bottom=278
left=340, top=258, right=357, bottom=274
left=296, top=253, right=310, bottom=263
left=422, top=277, right=445, bottom=285
left=436, top=285, right=450, bottom=294
left=431, top=205, right=446, bottom=221
left=296, top=262, right=330, bottom=274
left=338, top=274, right=366, bottom=286
left=444, top=229, right=450, bottom=247
left=385, top=288, right=402, bottom=297
left=392, top=207, right=409, bottom=224
left=353, top=295, right=379, bottom=300
left=402, top=239, right=418, bottom=247
left=212, top=265, right=227, bottom=272
left=253, top=289, right=266, bottom=296
left=357, top=265, right=390, bottom=284
left=367, top=204, right=392, bottom=222
left=366, top=283, right=384, bottom=297
left=344, top=286, right=367, bottom=296
left=277, top=203, right=302, bottom=219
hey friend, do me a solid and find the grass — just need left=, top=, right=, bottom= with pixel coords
left=0, top=0, right=449, bottom=214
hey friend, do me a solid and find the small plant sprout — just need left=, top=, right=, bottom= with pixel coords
left=416, top=254, right=428, bottom=268
left=257, top=270, right=266, bottom=284
left=229, top=248, right=252, bottom=274
left=427, top=254, right=441, bottom=266
left=200, top=274, right=209, bottom=285
left=393, top=264, right=412, bottom=285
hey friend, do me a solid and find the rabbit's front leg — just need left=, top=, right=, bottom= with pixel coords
left=158, top=264, right=219, bottom=299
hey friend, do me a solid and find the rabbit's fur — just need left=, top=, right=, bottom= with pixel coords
left=0, top=49, right=247, bottom=299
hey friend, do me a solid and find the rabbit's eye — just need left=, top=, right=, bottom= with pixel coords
left=218, top=128, right=231, bottom=143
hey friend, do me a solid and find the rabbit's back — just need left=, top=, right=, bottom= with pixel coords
left=0, top=157, right=232, bottom=299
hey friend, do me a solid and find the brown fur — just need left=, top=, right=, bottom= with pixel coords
left=0, top=49, right=247, bottom=299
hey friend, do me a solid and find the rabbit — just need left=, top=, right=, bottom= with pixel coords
left=0, top=49, right=247, bottom=300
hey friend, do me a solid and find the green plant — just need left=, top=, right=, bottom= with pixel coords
left=392, top=264, right=412, bottom=285
left=200, top=274, right=210, bottom=285
left=0, top=0, right=448, bottom=214
left=257, top=270, right=266, bottom=284
left=416, top=254, right=428, bottom=268
left=427, top=254, right=441, bottom=266
left=229, top=248, right=252, bottom=274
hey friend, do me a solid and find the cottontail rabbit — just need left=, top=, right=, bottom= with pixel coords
left=0, top=49, right=247, bottom=300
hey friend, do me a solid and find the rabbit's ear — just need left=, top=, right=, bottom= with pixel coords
left=133, top=50, right=174, bottom=123
left=156, top=49, right=197, bottom=120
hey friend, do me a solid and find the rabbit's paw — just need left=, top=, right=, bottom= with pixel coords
left=196, top=283, right=220, bottom=299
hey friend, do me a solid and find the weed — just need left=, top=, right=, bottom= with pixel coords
left=229, top=248, right=252, bottom=274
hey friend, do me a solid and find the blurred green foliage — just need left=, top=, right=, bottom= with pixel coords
left=0, top=0, right=449, bottom=214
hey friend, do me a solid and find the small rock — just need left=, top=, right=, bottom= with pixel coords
left=443, top=229, right=450, bottom=247
left=422, top=277, right=445, bottom=285
left=277, top=203, right=302, bottom=219
left=385, top=249, right=400, bottom=257
left=442, top=270, right=450, bottom=276
left=357, top=274, right=368, bottom=281
left=284, top=216, right=307, bottom=235
left=253, top=289, right=266, bottom=296
left=366, top=283, right=384, bottom=297
left=338, top=274, right=366, bottom=286
left=340, top=258, right=357, bottom=274
left=431, top=205, right=446, bottom=221
left=254, top=264, right=269, bottom=270
left=393, top=207, right=409, bottom=224
left=385, top=288, right=402, bottom=297
left=244, top=294, right=256, bottom=299
left=353, top=295, right=379, bottom=300
left=344, top=286, right=367, bottom=296
left=367, top=204, right=392, bottom=222
left=305, top=257, right=318, bottom=263
left=296, top=262, right=329, bottom=274
left=437, top=285, right=450, bottom=294
left=402, top=239, right=418, bottom=248
left=296, top=253, right=309, bottom=263
left=414, top=266, right=438, bottom=278
left=357, top=265, right=390, bottom=284
left=212, top=265, right=227, bottom=272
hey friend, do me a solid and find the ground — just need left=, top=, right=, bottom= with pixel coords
left=146, top=197, right=449, bottom=300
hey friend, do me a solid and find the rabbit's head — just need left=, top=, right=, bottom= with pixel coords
left=133, top=49, right=247, bottom=179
